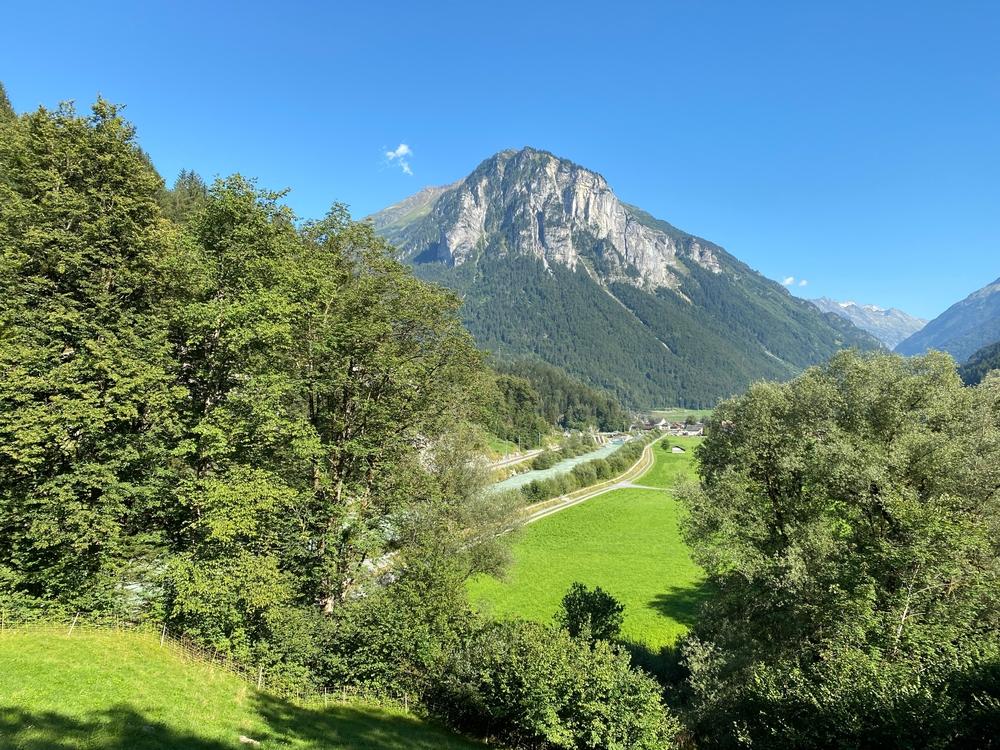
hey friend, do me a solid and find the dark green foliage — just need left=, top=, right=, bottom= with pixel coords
left=414, top=253, right=876, bottom=409
left=495, top=359, right=628, bottom=432
left=680, top=350, right=1000, bottom=748
left=557, top=582, right=625, bottom=642
left=160, top=168, right=208, bottom=224
left=485, top=373, right=549, bottom=448
left=0, top=100, right=181, bottom=615
left=958, top=338, right=1000, bottom=385
left=481, top=360, right=628, bottom=449
left=428, top=619, right=679, bottom=750
left=0, top=100, right=508, bottom=699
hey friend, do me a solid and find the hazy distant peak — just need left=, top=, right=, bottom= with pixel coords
left=811, top=297, right=926, bottom=348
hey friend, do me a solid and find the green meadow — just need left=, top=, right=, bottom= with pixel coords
left=0, top=630, right=482, bottom=750
left=469, top=441, right=706, bottom=649
left=637, top=436, right=703, bottom=488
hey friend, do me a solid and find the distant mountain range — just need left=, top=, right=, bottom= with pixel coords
left=810, top=298, right=926, bottom=349
left=370, top=147, right=879, bottom=408
left=895, top=277, right=1000, bottom=362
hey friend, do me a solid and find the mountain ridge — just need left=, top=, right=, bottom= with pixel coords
left=810, top=297, right=926, bottom=349
left=895, top=277, right=1000, bottom=362
left=370, top=147, right=879, bottom=407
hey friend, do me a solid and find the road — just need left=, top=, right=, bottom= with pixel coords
left=517, top=434, right=667, bottom=526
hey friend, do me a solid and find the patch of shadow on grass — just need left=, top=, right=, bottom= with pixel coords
left=646, top=583, right=711, bottom=628
left=618, top=639, right=688, bottom=687
left=0, top=705, right=232, bottom=750
left=252, top=692, right=482, bottom=749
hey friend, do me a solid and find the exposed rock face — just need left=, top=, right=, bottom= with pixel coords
left=368, top=147, right=880, bottom=407
left=371, top=147, right=721, bottom=291
left=810, top=298, right=926, bottom=349
left=895, top=277, right=1000, bottom=362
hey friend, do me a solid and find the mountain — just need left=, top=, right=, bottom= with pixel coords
left=810, top=298, right=926, bottom=349
left=370, top=147, right=879, bottom=407
left=958, top=339, right=1000, bottom=385
left=895, top=277, right=1000, bottom=362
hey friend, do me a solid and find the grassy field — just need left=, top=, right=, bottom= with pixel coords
left=637, top=436, right=703, bottom=488
left=0, top=630, right=482, bottom=750
left=469, top=438, right=706, bottom=649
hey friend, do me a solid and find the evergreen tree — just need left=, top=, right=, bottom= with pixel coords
left=0, top=82, right=15, bottom=122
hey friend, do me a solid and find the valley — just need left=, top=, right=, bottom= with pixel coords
left=3, top=9, right=1000, bottom=744
left=469, top=437, right=705, bottom=650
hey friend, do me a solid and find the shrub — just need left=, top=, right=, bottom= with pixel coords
left=429, top=619, right=679, bottom=749
left=557, top=582, right=625, bottom=642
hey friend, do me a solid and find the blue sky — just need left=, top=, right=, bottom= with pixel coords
left=3, top=1, right=998, bottom=318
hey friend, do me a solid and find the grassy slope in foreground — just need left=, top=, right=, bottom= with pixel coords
left=468, top=438, right=705, bottom=648
left=0, top=630, right=482, bottom=750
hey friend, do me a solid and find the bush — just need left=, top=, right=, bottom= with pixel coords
left=557, top=582, right=625, bottom=642
left=429, top=619, right=679, bottom=749
left=571, top=462, right=597, bottom=487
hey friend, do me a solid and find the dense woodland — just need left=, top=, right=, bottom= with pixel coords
left=1, top=90, right=998, bottom=749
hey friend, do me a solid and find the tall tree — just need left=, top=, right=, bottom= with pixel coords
left=160, top=169, right=209, bottom=224
left=0, top=101, right=181, bottom=613
left=681, top=351, right=1000, bottom=748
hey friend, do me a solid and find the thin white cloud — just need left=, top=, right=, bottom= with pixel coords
left=384, top=143, right=413, bottom=175
left=798, top=279, right=809, bottom=287
left=783, top=276, right=795, bottom=286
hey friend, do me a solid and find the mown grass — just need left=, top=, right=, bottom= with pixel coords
left=0, top=630, right=482, bottom=750
left=469, top=484, right=705, bottom=651
left=637, top=436, right=703, bottom=488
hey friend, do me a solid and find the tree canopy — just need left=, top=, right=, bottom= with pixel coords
left=680, top=350, right=1000, bottom=748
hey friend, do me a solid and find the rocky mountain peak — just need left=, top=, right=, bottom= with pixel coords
left=370, top=147, right=723, bottom=291
left=811, top=297, right=927, bottom=349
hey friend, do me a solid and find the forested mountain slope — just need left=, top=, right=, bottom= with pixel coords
left=810, top=297, right=925, bottom=348
left=895, top=276, right=1000, bottom=362
left=371, top=147, right=878, bottom=407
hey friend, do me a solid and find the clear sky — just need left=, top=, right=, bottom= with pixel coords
left=3, top=1, right=997, bottom=318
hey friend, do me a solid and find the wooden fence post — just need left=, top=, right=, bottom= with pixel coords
left=67, top=613, right=79, bottom=636
left=257, top=664, right=264, bottom=690
left=160, top=623, right=167, bottom=647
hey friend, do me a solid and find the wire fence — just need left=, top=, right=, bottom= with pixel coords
left=0, top=613, right=414, bottom=713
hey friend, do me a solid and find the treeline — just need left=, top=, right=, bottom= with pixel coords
left=496, top=359, right=628, bottom=431
left=959, top=338, right=1000, bottom=385
left=0, top=97, right=675, bottom=748
left=483, top=359, right=629, bottom=449
left=520, top=436, right=650, bottom=504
